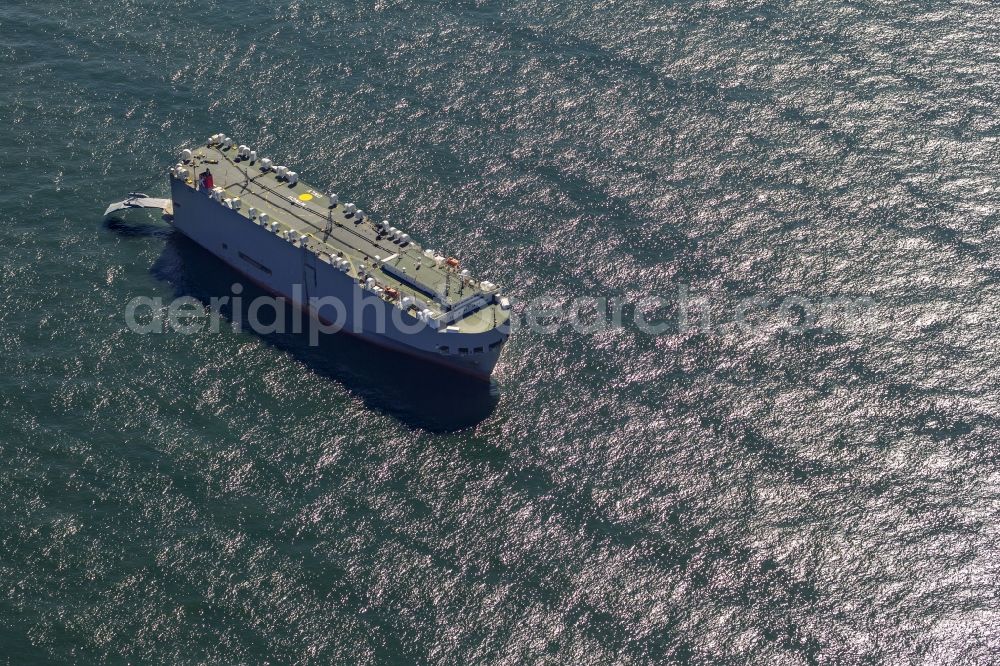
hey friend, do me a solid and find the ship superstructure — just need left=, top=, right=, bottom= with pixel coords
left=165, top=134, right=510, bottom=379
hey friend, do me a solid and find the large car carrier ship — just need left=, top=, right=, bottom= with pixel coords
left=109, top=134, right=511, bottom=379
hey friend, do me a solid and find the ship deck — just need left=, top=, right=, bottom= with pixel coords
left=179, top=142, right=506, bottom=334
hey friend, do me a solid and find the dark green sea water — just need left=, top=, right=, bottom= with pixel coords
left=2, top=0, right=1000, bottom=663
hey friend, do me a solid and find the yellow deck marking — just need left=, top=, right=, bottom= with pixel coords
left=298, top=193, right=314, bottom=202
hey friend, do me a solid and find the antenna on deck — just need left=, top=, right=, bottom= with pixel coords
left=323, top=209, right=334, bottom=241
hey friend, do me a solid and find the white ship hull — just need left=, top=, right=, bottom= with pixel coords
left=169, top=179, right=506, bottom=380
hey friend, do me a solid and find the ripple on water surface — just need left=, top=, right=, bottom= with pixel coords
left=0, top=0, right=999, bottom=662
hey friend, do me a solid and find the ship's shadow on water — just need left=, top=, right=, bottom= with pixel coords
left=104, top=215, right=174, bottom=239
left=131, top=226, right=499, bottom=432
